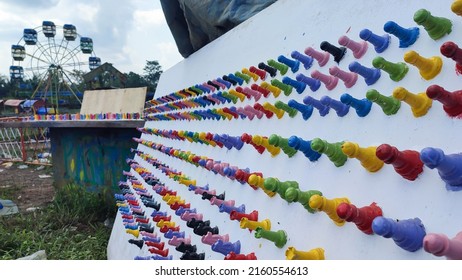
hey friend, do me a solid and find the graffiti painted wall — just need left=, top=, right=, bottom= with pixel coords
left=50, top=127, right=140, bottom=191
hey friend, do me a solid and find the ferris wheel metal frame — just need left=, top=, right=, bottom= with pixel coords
left=10, top=21, right=101, bottom=113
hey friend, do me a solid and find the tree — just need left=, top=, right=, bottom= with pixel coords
left=125, top=71, right=147, bottom=88
left=143, top=60, right=163, bottom=94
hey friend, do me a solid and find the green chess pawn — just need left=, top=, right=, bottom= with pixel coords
left=366, top=89, right=401, bottom=115
left=372, top=57, right=408, bottom=82
left=255, top=227, right=287, bottom=248
left=275, top=101, right=298, bottom=118
left=271, top=79, right=292, bottom=96
left=285, top=189, right=322, bottom=213
left=264, top=177, right=299, bottom=200
left=268, top=134, right=297, bottom=157
left=414, top=9, right=452, bottom=40
left=310, top=138, right=347, bottom=167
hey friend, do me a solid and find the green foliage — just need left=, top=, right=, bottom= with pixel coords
left=0, top=184, right=115, bottom=260
left=143, top=60, right=163, bottom=93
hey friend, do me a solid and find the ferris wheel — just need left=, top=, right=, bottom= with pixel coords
left=10, top=21, right=101, bottom=113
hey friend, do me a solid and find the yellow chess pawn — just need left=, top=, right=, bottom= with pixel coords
left=262, top=102, right=285, bottom=119
left=248, top=174, right=276, bottom=197
left=167, top=196, right=184, bottom=206
left=260, top=81, right=281, bottom=97
left=216, top=108, right=233, bottom=120
left=242, top=68, right=259, bottom=81
left=178, top=177, right=196, bottom=187
left=126, top=229, right=139, bottom=238
left=229, top=89, right=246, bottom=102
left=199, top=132, right=217, bottom=147
left=392, top=87, right=432, bottom=117
left=157, top=220, right=175, bottom=228
left=452, top=0, right=462, bottom=16
left=403, top=50, right=442, bottom=80
left=240, top=218, right=271, bottom=231
left=252, top=135, right=281, bottom=157
left=309, top=194, right=350, bottom=226
left=286, top=247, right=325, bottom=260
left=341, top=142, right=384, bottom=172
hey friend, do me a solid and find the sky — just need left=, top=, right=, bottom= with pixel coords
left=0, top=0, right=184, bottom=78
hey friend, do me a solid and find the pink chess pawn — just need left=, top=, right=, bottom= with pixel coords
left=304, top=47, right=330, bottom=66
left=201, top=232, right=230, bottom=245
left=210, top=196, right=235, bottom=207
left=244, top=105, right=264, bottom=119
left=338, top=35, right=368, bottom=59
left=168, top=236, right=192, bottom=247
left=311, top=70, right=338, bottom=90
left=194, top=188, right=216, bottom=195
left=237, top=86, right=262, bottom=101
left=424, top=232, right=462, bottom=260
left=236, top=107, right=255, bottom=120
left=180, top=212, right=203, bottom=221
left=329, top=66, right=358, bottom=88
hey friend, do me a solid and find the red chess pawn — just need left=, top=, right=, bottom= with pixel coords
left=160, top=225, right=180, bottom=233
left=241, top=133, right=266, bottom=154
left=230, top=210, right=259, bottom=222
left=148, top=248, right=169, bottom=257
left=376, top=144, right=424, bottom=181
left=426, top=85, right=462, bottom=117
left=336, top=202, right=383, bottom=234
left=440, top=41, right=462, bottom=74
left=153, top=215, right=171, bottom=222
left=145, top=241, right=165, bottom=250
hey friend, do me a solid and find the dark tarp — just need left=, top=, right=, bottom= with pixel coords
left=160, top=0, right=277, bottom=58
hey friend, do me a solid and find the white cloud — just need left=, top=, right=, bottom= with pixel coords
left=134, top=9, right=166, bottom=27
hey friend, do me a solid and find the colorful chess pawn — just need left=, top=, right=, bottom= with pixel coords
left=392, top=87, right=432, bottom=117
left=383, top=21, right=419, bottom=48
left=413, top=9, right=452, bottom=40
left=284, top=188, right=322, bottom=213
left=376, top=144, right=424, bottom=181
left=366, top=89, right=401, bottom=116
left=310, top=138, right=347, bottom=167
left=403, top=50, right=442, bottom=80
left=426, top=85, right=462, bottom=117
left=423, top=231, right=462, bottom=260
left=263, top=177, right=298, bottom=200
left=254, top=228, right=287, bottom=248
left=341, top=142, right=384, bottom=172
left=420, top=147, right=462, bottom=191
left=240, top=218, right=271, bottom=231
left=252, top=135, right=281, bottom=157
left=372, top=56, right=408, bottom=82
left=336, top=202, right=383, bottom=234
left=285, top=247, right=325, bottom=260
left=268, top=134, right=297, bottom=157
left=372, top=217, right=426, bottom=252
left=309, top=194, right=350, bottom=226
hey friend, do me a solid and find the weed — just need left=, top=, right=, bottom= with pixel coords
left=0, top=184, right=115, bottom=259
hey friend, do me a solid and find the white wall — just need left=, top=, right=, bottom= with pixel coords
left=109, top=0, right=462, bottom=259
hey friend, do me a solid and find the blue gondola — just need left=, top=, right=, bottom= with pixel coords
left=63, top=24, right=77, bottom=41
left=9, top=66, right=24, bottom=80
left=11, top=45, right=26, bottom=61
left=23, top=28, right=37, bottom=45
left=89, top=57, right=101, bottom=70
left=80, top=37, right=93, bottom=53
left=42, top=21, right=56, bottom=38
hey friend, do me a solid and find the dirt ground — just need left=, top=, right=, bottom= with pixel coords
left=0, top=161, right=55, bottom=212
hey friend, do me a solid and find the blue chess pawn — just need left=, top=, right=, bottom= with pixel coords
left=420, top=147, right=462, bottom=191
left=372, top=217, right=426, bottom=252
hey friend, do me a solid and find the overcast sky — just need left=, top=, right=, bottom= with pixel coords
left=0, top=0, right=183, bottom=78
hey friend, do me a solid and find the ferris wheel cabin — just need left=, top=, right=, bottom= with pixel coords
left=63, top=24, right=77, bottom=41
left=23, top=29, right=37, bottom=45
left=89, top=57, right=101, bottom=70
left=9, top=66, right=24, bottom=80
left=80, top=37, right=93, bottom=54
left=42, top=21, right=56, bottom=38
left=11, top=45, right=26, bottom=61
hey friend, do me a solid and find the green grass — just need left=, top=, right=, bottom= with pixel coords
left=0, top=184, right=116, bottom=260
